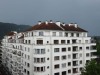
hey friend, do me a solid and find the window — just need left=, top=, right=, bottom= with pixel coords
left=86, top=53, right=89, bottom=57
left=47, top=41, right=49, bottom=43
left=39, top=32, right=44, bottom=36
left=25, top=40, right=27, bottom=44
left=31, top=32, right=33, bottom=36
left=67, top=40, right=70, bottom=44
left=25, top=54, right=26, bottom=59
left=41, top=67, right=43, bottom=71
left=35, top=49, right=45, bottom=54
left=37, top=40, right=43, bottom=44
left=25, top=47, right=26, bottom=51
left=34, top=58, right=36, bottom=62
left=34, top=58, right=45, bottom=63
left=24, top=69, right=26, bottom=73
left=86, top=60, right=90, bottom=63
left=62, top=63, right=66, bottom=68
left=28, top=40, right=31, bottom=44
left=27, top=71, right=30, bottom=75
left=34, top=66, right=45, bottom=72
left=61, top=40, right=65, bottom=44
left=28, top=48, right=30, bottom=52
left=73, top=54, right=77, bottom=59
left=80, top=60, right=82, bottom=64
left=86, top=46, right=89, bottom=50
left=47, top=66, right=49, bottom=69
left=53, top=32, right=56, bottom=36
left=41, top=58, right=45, bottom=63
left=62, top=48, right=66, bottom=52
left=76, top=33, right=79, bottom=37
left=68, top=47, right=71, bottom=51
left=54, top=56, right=59, bottom=61
left=34, top=67, right=36, bottom=71
left=59, top=32, right=62, bottom=36
left=47, top=58, right=49, bottom=60
left=25, top=62, right=26, bottom=66
left=71, top=33, right=74, bottom=37
left=62, top=71, right=66, bottom=75
left=73, top=68, right=78, bottom=73
left=54, top=48, right=59, bottom=52
left=35, top=49, right=40, bottom=54
left=80, top=67, right=83, bottom=71
left=37, top=67, right=40, bottom=71
left=91, top=46, right=96, bottom=50
left=68, top=69, right=71, bottom=73
left=28, top=55, right=30, bottom=60
left=79, top=47, right=82, bottom=50
left=68, top=62, right=71, bottom=66
left=54, top=40, right=59, bottom=44
left=65, top=33, right=68, bottom=37
left=72, top=39, right=77, bottom=44
left=37, top=58, right=39, bottom=62
left=54, top=64, right=59, bottom=69
left=73, top=46, right=78, bottom=51
left=41, top=49, right=45, bottom=54
left=54, top=72, right=59, bottom=75
left=62, top=55, right=66, bottom=60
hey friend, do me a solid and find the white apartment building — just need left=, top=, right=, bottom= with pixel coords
left=1, top=21, right=97, bottom=75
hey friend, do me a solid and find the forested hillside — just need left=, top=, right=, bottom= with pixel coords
left=0, top=22, right=31, bottom=40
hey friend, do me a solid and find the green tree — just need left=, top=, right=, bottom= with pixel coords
left=96, top=42, right=100, bottom=58
left=81, top=60, right=100, bottom=75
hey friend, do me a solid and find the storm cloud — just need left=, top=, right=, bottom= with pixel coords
left=0, top=0, right=100, bottom=35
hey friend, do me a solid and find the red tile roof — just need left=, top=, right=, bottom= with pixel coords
left=18, top=35, right=24, bottom=39
left=26, top=22, right=87, bottom=32
left=7, top=32, right=16, bottom=36
left=60, top=24, right=87, bottom=32
left=27, top=22, right=63, bottom=31
left=8, top=37, right=12, bottom=39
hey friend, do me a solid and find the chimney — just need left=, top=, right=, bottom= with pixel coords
left=68, top=23, right=72, bottom=26
left=45, top=20, right=48, bottom=24
left=50, top=20, right=53, bottom=23
left=74, top=23, right=78, bottom=28
left=62, top=22, right=65, bottom=26
left=38, top=21, right=41, bottom=25
left=56, top=21, right=61, bottom=26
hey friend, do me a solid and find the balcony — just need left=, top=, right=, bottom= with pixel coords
left=90, top=45, right=97, bottom=52
left=73, top=68, right=78, bottom=74
left=91, top=39, right=96, bottom=43
left=73, top=61, right=78, bottom=66
left=91, top=52, right=97, bottom=59
left=90, top=46, right=96, bottom=50
left=73, top=46, right=78, bottom=52
left=73, top=54, right=78, bottom=59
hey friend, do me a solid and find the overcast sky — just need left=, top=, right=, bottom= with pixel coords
left=0, top=0, right=100, bottom=36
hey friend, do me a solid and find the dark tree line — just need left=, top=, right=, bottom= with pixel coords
left=81, top=36, right=100, bottom=75
left=0, top=22, right=31, bottom=40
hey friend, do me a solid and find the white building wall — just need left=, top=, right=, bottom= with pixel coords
left=1, top=29, right=97, bottom=75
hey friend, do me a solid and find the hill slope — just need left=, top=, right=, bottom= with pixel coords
left=0, top=22, right=31, bottom=40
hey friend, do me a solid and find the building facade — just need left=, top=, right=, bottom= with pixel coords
left=1, top=21, right=97, bottom=75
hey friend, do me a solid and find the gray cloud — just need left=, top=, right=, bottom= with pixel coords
left=0, top=0, right=100, bottom=36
